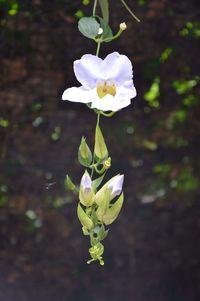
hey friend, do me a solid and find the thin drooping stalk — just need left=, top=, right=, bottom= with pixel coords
left=120, top=0, right=141, bottom=23
left=93, top=0, right=98, bottom=17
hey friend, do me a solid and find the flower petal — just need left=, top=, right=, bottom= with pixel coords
left=74, top=54, right=103, bottom=88
left=91, top=94, right=130, bottom=112
left=117, top=83, right=137, bottom=99
left=108, top=174, right=124, bottom=198
left=102, top=52, right=133, bottom=84
left=81, top=171, right=92, bottom=192
left=91, top=84, right=136, bottom=112
left=62, top=86, right=96, bottom=103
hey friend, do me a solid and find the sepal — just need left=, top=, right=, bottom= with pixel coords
left=64, top=175, right=77, bottom=192
left=77, top=203, right=94, bottom=230
left=103, top=193, right=124, bottom=225
left=94, top=124, right=108, bottom=160
left=78, top=137, right=92, bottom=167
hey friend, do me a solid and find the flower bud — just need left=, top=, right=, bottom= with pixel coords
left=94, top=124, right=108, bottom=160
left=103, top=157, right=111, bottom=170
left=77, top=203, right=94, bottom=230
left=103, top=193, right=124, bottom=225
left=79, top=171, right=94, bottom=206
left=108, top=174, right=124, bottom=198
left=119, top=22, right=127, bottom=31
left=87, top=242, right=104, bottom=265
left=78, top=137, right=92, bottom=167
left=98, top=27, right=103, bottom=35
left=94, top=174, right=123, bottom=206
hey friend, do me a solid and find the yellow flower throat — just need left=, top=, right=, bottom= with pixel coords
left=96, top=80, right=116, bottom=99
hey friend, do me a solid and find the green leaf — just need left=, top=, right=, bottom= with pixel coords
left=96, top=16, right=113, bottom=42
left=77, top=203, right=94, bottom=230
left=64, top=175, right=77, bottom=192
left=99, top=0, right=109, bottom=23
left=92, top=173, right=106, bottom=190
left=98, top=225, right=109, bottom=241
left=103, top=193, right=124, bottom=225
left=78, top=17, right=100, bottom=39
left=82, top=226, right=90, bottom=235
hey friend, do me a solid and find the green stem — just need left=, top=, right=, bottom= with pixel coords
left=93, top=0, right=98, bottom=17
left=91, top=113, right=100, bottom=179
left=90, top=36, right=102, bottom=180
left=120, top=0, right=141, bottom=23
left=96, top=41, right=101, bottom=56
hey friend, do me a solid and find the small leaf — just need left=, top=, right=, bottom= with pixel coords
left=94, top=124, right=108, bottom=160
left=98, top=225, right=109, bottom=241
left=78, top=17, right=100, bottom=39
left=103, top=193, right=124, bottom=225
left=97, top=16, right=113, bottom=42
left=77, top=203, right=94, bottom=230
left=82, top=226, right=90, bottom=235
left=64, top=175, right=77, bottom=191
left=92, top=173, right=105, bottom=190
left=99, top=0, right=109, bottom=23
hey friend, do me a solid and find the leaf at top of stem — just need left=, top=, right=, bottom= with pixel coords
left=78, top=16, right=100, bottom=39
left=96, top=16, right=113, bottom=42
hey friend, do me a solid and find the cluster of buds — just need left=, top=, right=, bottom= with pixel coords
left=66, top=121, right=124, bottom=265
left=78, top=171, right=124, bottom=265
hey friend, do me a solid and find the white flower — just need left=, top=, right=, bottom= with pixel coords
left=108, top=174, right=124, bottom=198
left=62, top=52, right=136, bottom=112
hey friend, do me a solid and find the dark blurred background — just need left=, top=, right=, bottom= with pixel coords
left=0, top=0, right=200, bottom=300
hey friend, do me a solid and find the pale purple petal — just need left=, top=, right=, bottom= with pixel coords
left=108, top=174, right=124, bottom=197
left=74, top=54, right=103, bottom=88
left=81, top=172, right=92, bottom=192
left=102, top=52, right=133, bottom=84
left=117, top=83, right=137, bottom=100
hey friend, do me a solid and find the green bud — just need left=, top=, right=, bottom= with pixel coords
left=87, top=242, right=104, bottom=265
left=78, top=137, right=92, bottom=167
left=103, top=193, right=124, bottom=225
left=94, top=124, right=108, bottom=160
left=103, top=157, right=111, bottom=170
left=77, top=203, right=94, bottom=230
